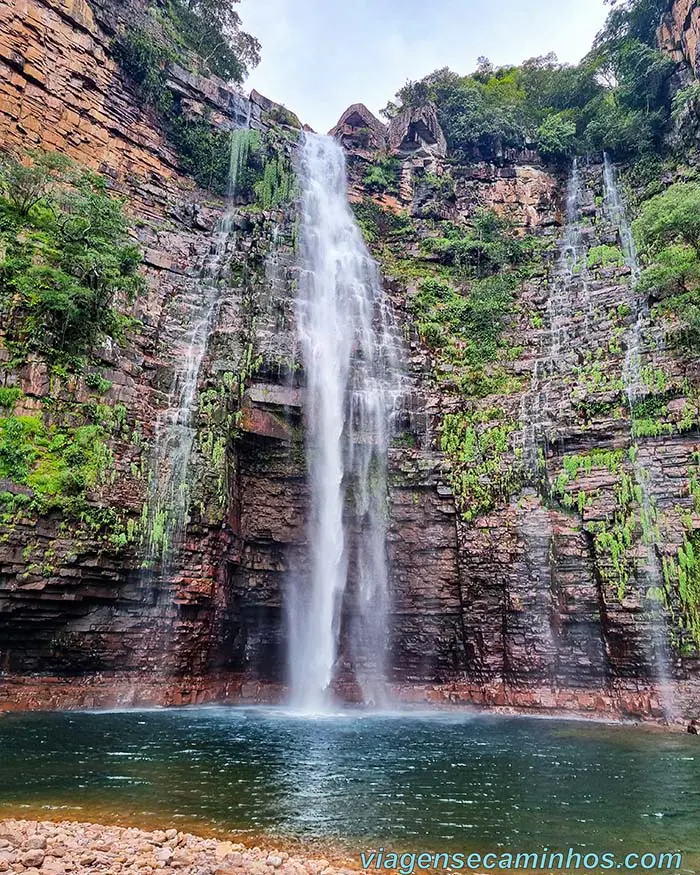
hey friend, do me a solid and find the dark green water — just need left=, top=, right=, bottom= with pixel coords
left=0, top=707, right=699, bottom=866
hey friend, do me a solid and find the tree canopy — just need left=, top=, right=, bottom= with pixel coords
left=381, top=0, right=677, bottom=161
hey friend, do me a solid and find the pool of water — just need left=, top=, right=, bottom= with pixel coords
left=0, top=707, right=699, bottom=866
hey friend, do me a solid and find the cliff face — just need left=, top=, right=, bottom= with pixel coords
left=1, top=0, right=700, bottom=720
left=0, top=0, right=288, bottom=693
left=659, top=0, right=700, bottom=77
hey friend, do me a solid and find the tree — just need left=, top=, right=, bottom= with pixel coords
left=0, top=150, right=73, bottom=216
left=536, top=113, right=577, bottom=159
left=170, top=0, right=261, bottom=83
left=634, top=183, right=700, bottom=256
left=637, top=245, right=700, bottom=298
left=0, top=151, right=144, bottom=363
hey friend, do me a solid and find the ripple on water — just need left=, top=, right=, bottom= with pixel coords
left=0, top=708, right=698, bottom=868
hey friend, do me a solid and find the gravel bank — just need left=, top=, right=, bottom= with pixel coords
left=0, top=820, right=359, bottom=875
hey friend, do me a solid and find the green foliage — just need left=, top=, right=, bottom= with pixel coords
left=423, top=210, right=527, bottom=278
left=166, top=114, right=234, bottom=194
left=85, top=373, right=113, bottom=394
left=0, top=150, right=73, bottom=216
left=352, top=198, right=412, bottom=245
left=536, top=112, right=577, bottom=160
left=418, top=171, right=455, bottom=200
left=663, top=532, right=700, bottom=649
left=363, top=156, right=401, bottom=195
left=412, top=274, right=515, bottom=368
left=0, top=413, right=113, bottom=517
left=634, top=183, right=700, bottom=256
left=382, top=0, right=675, bottom=162
left=635, top=184, right=700, bottom=353
left=0, top=388, right=22, bottom=409
left=640, top=244, right=700, bottom=299
left=587, top=244, right=625, bottom=269
left=166, top=0, right=260, bottom=83
left=254, top=154, right=294, bottom=209
left=671, top=82, right=700, bottom=146
left=115, top=0, right=259, bottom=88
left=112, top=24, right=174, bottom=108
left=0, top=150, right=144, bottom=367
left=440, top=412, right=520, bottom=522
left=112, top=3, right=263, bottom=192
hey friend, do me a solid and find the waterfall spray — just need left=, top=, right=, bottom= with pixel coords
left=287, top=133, right=402, bottom=711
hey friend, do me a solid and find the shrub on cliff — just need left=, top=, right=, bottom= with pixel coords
left=363, top=156, right=401, bottom=196
left=112, top=25, right=174, bottom=110
left=536, top=113, right=578, bottom=160
left=634, top=183, right=700, bottom=256
left=634, top=183, right=700, bottom=351
left=0, top=151, right=144, bottom=367
left=423, top=210, right=527, bottom=278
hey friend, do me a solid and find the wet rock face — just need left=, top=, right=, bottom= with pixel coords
left=0, top=0, right=286, bottom=680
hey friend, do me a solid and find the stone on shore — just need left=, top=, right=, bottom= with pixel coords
left=0, top=820, right=358, bottom=874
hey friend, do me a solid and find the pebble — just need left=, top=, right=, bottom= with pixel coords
left=0, top=821, right=358, bottom=874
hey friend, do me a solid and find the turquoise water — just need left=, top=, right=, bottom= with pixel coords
left=0, top=708, right=698, bottom=866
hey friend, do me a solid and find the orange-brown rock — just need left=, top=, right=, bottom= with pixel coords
left=658, top=0, right=700, bottom=77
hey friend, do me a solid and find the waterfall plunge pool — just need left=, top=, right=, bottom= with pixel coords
left=0, top=707, right=698, bottom=869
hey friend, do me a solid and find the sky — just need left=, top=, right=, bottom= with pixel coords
left=238, top=0, right=611, bottom=134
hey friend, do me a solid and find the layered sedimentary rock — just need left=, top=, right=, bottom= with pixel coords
left=1, top=0, right=699, bottom=722
left=659, top=0, right=700, bottom=76
left=0, top=0, right=293, bottom=685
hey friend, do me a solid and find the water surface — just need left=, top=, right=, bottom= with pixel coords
left=0, top=708, right=698, bottom=867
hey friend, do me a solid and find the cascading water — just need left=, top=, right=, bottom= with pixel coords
left=143, top=122, right=255, bottom=569
left=603, top=154, right=675, bottom=720
left=522, top=159, right=587, bottom=478
left=287, top=133, right=402, bottom=711
left=551, top=158, right=583, bottom=367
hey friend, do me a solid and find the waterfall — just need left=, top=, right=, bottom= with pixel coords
left=144, top=123, right=254, bottom=568
left=603, top=155, right=646, bottom=402
left=602, top=154, right=675, bottom=720
left=287, top=133, right=402, bottom=711
left=522, top=159, right=586, bottom=479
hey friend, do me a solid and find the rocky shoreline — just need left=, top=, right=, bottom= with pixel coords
left=0, top=820, right=359, bottom=875
left=0, top=673, right=693, bottom=724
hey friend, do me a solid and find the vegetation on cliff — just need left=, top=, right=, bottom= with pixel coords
left=112, top=9, right=300, bottom=197
left=0, top=150, right=144, bottom=539
left=381, top=0, right=678, bottom=161
left=113, top=0, right=259, bottom=87
left=0, top=151, right=143, bottom=368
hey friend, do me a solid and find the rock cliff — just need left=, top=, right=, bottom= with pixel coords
left=0, top=0, right=699, bottom=721
left=659, top=0, right=700, bottom=76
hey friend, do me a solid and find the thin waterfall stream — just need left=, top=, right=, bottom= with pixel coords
left=603, top=155, right=675, bottom=720
left=143, top=124, right=255, bottom=571
left=287, top=133, right=402, bottom=711
left=522, top=159, right=589, bottom=480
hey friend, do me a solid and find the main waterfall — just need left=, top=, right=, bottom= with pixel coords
left=288, top=133, right=402, bottom=711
